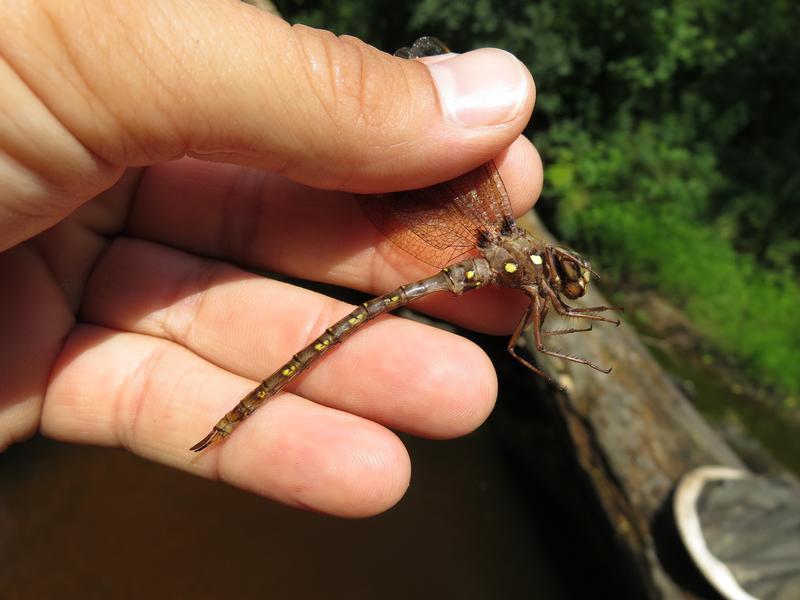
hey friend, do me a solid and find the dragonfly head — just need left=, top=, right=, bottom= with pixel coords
left=552, top=249, right=594, bottom=300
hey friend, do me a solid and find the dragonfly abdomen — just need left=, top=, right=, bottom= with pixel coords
left=190, top=257, right=493, bottom=451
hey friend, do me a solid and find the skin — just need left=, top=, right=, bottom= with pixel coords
left=0, top=0, right=542, bottom=517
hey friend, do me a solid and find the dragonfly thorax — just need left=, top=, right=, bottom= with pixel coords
left=480, top=230, right=593, bottom=300
left=480, top=230, right=546, bottom=288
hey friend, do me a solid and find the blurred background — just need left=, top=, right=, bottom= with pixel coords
left=2, top=1, right=798, bottom=598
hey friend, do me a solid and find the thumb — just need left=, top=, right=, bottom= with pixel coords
left=0, top=1, right=534, bottom=247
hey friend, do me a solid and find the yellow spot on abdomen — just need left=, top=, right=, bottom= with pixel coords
left=256, top=389, right=267, bottom=399
left=504, top=262, right=518, bottom=273
left=466, top=270, right=475, bottom=280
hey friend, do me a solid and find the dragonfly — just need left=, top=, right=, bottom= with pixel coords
left=190, top=37, right=620, bottom=452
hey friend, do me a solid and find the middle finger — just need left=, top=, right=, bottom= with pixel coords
left=81, top=236, right=497, bottom=438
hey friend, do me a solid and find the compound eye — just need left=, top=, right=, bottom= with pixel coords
left=563, top=280, right=586, bottom=299
left=560, top=258, right=581, bottom=282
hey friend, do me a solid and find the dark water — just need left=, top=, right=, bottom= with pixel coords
left=0, top=410, right=607, bottom=600
left=646, top=344, right=800, bottom=477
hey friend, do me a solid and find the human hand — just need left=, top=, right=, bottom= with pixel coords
left=0, top=0, right=540, bottom=516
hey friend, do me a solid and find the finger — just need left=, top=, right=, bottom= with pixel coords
left=0, top=244, right=75, bottom=449
left=43, top=325, right=410, bottom=517
left=127, top=137, right=543, bottom=333
left=2, top=1, right=533, bottom=246
left=81, top=237, right=497, bottom=438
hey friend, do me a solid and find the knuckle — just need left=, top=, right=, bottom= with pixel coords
left=291, top=26, right=409, bottom=142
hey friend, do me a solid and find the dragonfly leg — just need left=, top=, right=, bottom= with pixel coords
left=534, top=295, right=612, bottom=374
left=538, top=303, right=594, bottom=336
left=506, top=297, right=563, bottom=389
left=546, top=289, right=621, bottom=326
left=564, top=305, right=624, bottom=314
left=543, top=323, right=593, bottom=336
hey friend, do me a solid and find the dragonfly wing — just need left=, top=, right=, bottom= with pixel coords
left=357, top=161, right=515, bottom=268
left=358, top=190, right=478, bottom=268
left=444, top=162, right=514, bottom=238
left=360, top=40, right=517, bottom=268
left=394, top=37, right=451, bottom=59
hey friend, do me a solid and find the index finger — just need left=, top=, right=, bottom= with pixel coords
left=126, top=136, right=542, bottom=334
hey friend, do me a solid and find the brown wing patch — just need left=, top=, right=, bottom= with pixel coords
left=356, top=161, right=515, bottom=268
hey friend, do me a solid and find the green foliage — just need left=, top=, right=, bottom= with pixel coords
left=547, top=120, right=800, bottom=395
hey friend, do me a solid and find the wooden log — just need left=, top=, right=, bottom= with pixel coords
left=517, top=210, right=745, bottom=599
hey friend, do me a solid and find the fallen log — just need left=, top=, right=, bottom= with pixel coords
left=516, top=210, right=745, bottom=599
